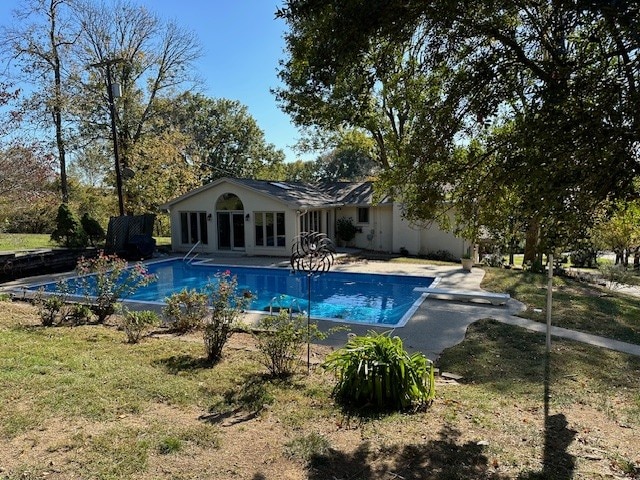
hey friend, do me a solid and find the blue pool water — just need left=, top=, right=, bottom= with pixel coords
left=32, top=259, right=436, bottom=327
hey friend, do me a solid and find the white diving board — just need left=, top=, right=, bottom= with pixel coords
left=414, top=287, right=510, bottom=306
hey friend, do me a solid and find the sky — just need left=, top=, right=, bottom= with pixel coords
left=0, top=0, right=311, bottom=162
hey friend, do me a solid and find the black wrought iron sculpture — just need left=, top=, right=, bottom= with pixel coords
left=290, top=231, right=335, bottom=371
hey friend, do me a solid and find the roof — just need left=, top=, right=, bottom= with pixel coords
left=161, top=177, right=391, bottom=210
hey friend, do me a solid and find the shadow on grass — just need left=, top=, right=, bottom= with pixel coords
left=201, top=372, right=276, bottom=425
left=307, top=425, right=509, bottom=480
left=153, top=354, right=211, bottom=373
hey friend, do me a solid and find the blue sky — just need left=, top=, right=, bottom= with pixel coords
left=0, top=0, right=310, bottom=162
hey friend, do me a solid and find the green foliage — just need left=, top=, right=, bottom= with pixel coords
left=203, top=271, right=251, bottom=363
left=162, top=288, right=209, bottom=334
left=599, top=264, right=632, bottom=291
left=120, top=310, right=160, bottom=344
left=50, top=203, right=87, bottom=248
left=255, top=308, right=329, bottom=377
left=322, top=331, right=435, bottom=411
left=284, top=432, right=331, bottom=462
left=35, top=291, right=65, bottom=327
left=335, top=217, right=357, bottom=244
left=76, top=251, right=156, bottom=323
left=80, top=213, right=105, bottom=247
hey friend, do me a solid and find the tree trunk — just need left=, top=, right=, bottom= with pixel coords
left=523, top=220, right=539, bottom=265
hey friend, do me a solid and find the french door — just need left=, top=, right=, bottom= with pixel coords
left=217, top=212, right=245, bottom=250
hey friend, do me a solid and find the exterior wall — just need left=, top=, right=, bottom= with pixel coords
left=392, top=203, right=420, bottom=254
left=335, top=205, right=393, bottom=252
left=169, top=182, right=296, bottom=257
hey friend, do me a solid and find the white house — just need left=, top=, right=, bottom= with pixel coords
left=160, top=177, right=471, bottom=257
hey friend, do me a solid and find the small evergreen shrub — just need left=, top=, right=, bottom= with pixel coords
left=50, top=203, right=88, bottom=248
left=322, top=331, right=435, bottom=411
left=336, top=217, right=357, bottom=244
left=203, top=271, right=251, bottom=363
left=163, top=288, right=209, bottom=333
left=80, top=213, right=105, bottom=247
left=255, top=308, right=330, bottom=377
left=120, top=310, right=160, bottom=343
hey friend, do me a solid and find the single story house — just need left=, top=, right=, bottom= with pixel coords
left=160, top=177, right=471, bottom=258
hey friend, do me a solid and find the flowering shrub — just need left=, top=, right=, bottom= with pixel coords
left=203, top=270, right=251, bottom=363
left=76, top=251, right=156, bottom=323
left=163, top=288, right=209, bottom=333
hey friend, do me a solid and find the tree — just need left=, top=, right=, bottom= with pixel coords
left=1, top=0, right=77, bottom=203
left=73, top=0, right=202, bottom=213
left=276, top=1, right=640, bottom=254
left=593, top=200, right=640, bottom=266
left=0, top=142, right=56, bottom=201
left=166, top=92, right=285, bottom=183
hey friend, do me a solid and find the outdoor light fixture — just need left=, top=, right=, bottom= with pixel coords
left=207, top=213, right=212, bottom=221
left=245, top=213, right=250, bottom=221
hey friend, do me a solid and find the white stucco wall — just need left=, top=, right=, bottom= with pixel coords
left=168, top=182, right=296, bottom=257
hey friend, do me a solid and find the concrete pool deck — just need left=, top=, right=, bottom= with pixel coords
left=3, top=252, right=639, bottom=360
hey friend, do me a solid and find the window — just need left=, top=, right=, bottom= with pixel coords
left=299, top=210, right=321, bottom=232
left=357, top=207, right=370, bottom=224
left=179, top=211, right=208, bottom=245
left=255, top=212, right=285, bottom=247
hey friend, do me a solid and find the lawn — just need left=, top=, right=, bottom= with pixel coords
left=1, top=278, right=639, bottom=479
left=0, top=233, right=172, bottom=252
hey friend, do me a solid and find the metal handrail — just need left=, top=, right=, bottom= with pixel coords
left=182, top=240, right=201, bottom=262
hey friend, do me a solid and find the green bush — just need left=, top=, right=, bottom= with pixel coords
left=36, top=292, right=65, bottom=327
left=80, top=213, right=105, bottom=247
left=203, top=271, right=251, bottom=363
left=255, top=308, right=329, bottom=377
left=322, top=331, right=435, bottom=411
left=76, top=251, right=156, bottom=323
left=162, top=288, right=209, bottom=333
left=51, top=203, right=88, bottom=248
left=120, top=310, right=160, bottom=344
left=336, top=217, right=357, bottom=244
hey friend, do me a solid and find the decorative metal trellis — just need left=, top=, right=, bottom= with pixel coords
left=290, top=231, right=335, bottom=372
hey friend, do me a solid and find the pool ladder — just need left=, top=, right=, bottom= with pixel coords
left=182, top=241, right=201, bottom=264
left=268, top=296, right=303, bottom=318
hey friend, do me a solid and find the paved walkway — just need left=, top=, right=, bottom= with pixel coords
left=3, top=252, right=640, bottom=359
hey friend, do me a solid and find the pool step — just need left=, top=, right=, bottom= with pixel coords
left=413, top=287, right=510, bottom=306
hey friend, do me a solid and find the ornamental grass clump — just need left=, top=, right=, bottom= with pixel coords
left=120, top=309, right=160, bottom=344
left=322, top=331, right=435, bottom=411
left=203, top=270, right=251, bottom=363
left=76, top=251, right=156, bottom=323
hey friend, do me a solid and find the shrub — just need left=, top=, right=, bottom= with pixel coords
left=35, top=291, right=65, bottom=327
left=80, top=213, right=105, bottom=247
left=422, top=249, right=458, bottom=263
left=255, top=308, right=330, bottom=377
left=481, top=253, right=504, bottom=268
left=336, top=217, right=357, bottom=244
left=69, top=303, right=93, bottom=324
left=203, top=270, right=251, bottom=363
left=76, top=251, right=156, bottom=323
left=599, top=263, right=632, bottom=290
left=50, top=203, right=87, bottom=248
left=120, top=310, right=160, bottom=344
left=163, top=288, right=209, bottom=333
left=322, top=331, right=435, bottom=411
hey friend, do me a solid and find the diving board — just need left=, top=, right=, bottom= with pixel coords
left=414, top=287, right=510, bottom=306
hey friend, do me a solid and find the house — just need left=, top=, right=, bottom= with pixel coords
left=160, top=177, right=470, bottom=257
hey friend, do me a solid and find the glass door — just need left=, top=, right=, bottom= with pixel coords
left=217, top=211, right=245, bottom=250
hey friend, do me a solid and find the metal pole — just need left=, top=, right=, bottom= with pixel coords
left=105, top=65, right=125, bottom=216
left=307, top=273, right=311, bottom=373
left=546, top=253, right=553, bottom=353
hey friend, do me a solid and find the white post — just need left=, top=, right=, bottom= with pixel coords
left=546, top=253, right=553, bottom=353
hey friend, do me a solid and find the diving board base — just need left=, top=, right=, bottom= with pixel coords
left=414, top=287, right=510, bottom=306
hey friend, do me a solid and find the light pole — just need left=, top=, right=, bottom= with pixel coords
left=90, top=58, right=125, bottom=216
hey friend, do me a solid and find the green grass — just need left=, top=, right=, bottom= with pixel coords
left=483, top=267, right=640, bottom=344
left=0, top=233, right=56, bottom=251
left=0, top=233, right=171, bottom=252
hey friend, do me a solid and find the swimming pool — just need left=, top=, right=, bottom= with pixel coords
left=32, top=259, right=437, bottom=327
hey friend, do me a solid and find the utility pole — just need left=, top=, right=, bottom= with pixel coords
left=90, top=58, right=126, bottom=216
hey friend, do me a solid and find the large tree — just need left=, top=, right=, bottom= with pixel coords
left=276, top=1, right=640, bottom=254
left=1, top=0, right=78, bottom=203
left=73, top=0, right=202, bottom=214
left=166, top=92, right=285, bottom=183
